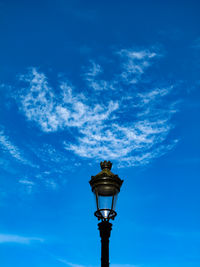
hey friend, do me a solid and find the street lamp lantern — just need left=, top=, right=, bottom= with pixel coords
left=90, top=160, right=123, bottom=220
left=89, top=161, right=123, bottom=267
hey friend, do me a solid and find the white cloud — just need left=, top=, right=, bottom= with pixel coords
left=57, top=259, right=139, bottom=267
left=136, top=86, right=173, bottom=106
left=45, top=179, right=58, bottom=190
left=19, top=179, right=35, bottom=193
left=19, top=179, right=35, bottom=185
left=111, top=265, right=140, bottom=267
left=0, top=130, right=35, bottom=167
left=85, top=60, right=102, bottom=77
left=83, top=49, right=157, bottom=90
left=57, top=259, right=86, bottom=267
left=84, top=60, right=116, bottom=91
left=0, top=234, right=43, bottom=244
left=118, top=48, right=157, bottom=84
left=0, top=130, right=25, bottom=162
left=19, top=70, right=118, bottom=132
left=17, top=48, right=178, bottom=167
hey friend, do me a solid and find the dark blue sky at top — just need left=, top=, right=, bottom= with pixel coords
left=0, top=1, right=200, bottom=267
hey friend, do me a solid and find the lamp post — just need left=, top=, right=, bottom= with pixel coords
left=89, top=161, right=123, bottom=267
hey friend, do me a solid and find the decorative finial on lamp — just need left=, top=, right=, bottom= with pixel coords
left=100, top=161, right=112, bottom=170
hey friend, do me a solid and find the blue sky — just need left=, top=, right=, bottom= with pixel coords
left=0, top=0, right=200, bottom=266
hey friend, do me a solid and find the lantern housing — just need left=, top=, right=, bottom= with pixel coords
left=89, top=161, right=123, bottom=221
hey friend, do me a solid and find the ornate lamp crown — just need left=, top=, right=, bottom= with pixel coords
left=90, top=161, right=123, bottom=194
left=100, top=161, right=112, bottom=170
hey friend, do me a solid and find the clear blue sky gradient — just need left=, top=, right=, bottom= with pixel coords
left=0, top=1, right=200, bottom=266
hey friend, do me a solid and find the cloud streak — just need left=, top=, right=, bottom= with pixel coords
left=19, top=69, right=118, bottom=132
left=0, top=130, right=34, bottom=167
left=118, top=49, right=157, bottom=84
left=57, top=259, right=139, bottom=267
left=58, top=259, right=86, bottom=267
left=16, top=48, right=178, bottom=167
left=0, top=233, right=43, bottom=244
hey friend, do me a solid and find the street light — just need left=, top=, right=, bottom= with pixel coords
left=89, top=161, right=123, bottom=267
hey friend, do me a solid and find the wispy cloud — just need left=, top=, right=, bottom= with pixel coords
left=57, top=259, right=139, bottom=267
left=118, top=48, right=157, bottom=84
left=111, top=265, right=140, bottom=267
left=83, top=49, right=157, bottom=90
left=19, top=179, right=35, bottom=186
left=136, top=86, right=173, bottom=106
left=84, top=60, right=114, bottom=91
left=0, top=233, right=43, bottom=244
left=16, top=48, right=179, bottom=167
left=0, top=130, right=34, bottom=167
left=19, top=179, right=35, bottom=193
left=85, top=60, right=102, bottom=77
left=0, top=130, right=25, bottom=162
left=19, top=69, right=118, bottom=132
left=58, top=259, right=86, bottom=267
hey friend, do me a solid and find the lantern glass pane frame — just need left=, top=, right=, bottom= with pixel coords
left=94, top=189, right=118, bottom=221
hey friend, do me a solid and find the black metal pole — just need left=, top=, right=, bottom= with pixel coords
left=98, top=221, right=112, bottom=267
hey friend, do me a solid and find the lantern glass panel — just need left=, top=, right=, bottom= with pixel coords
left=96, top=192, right=118, bottom=219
